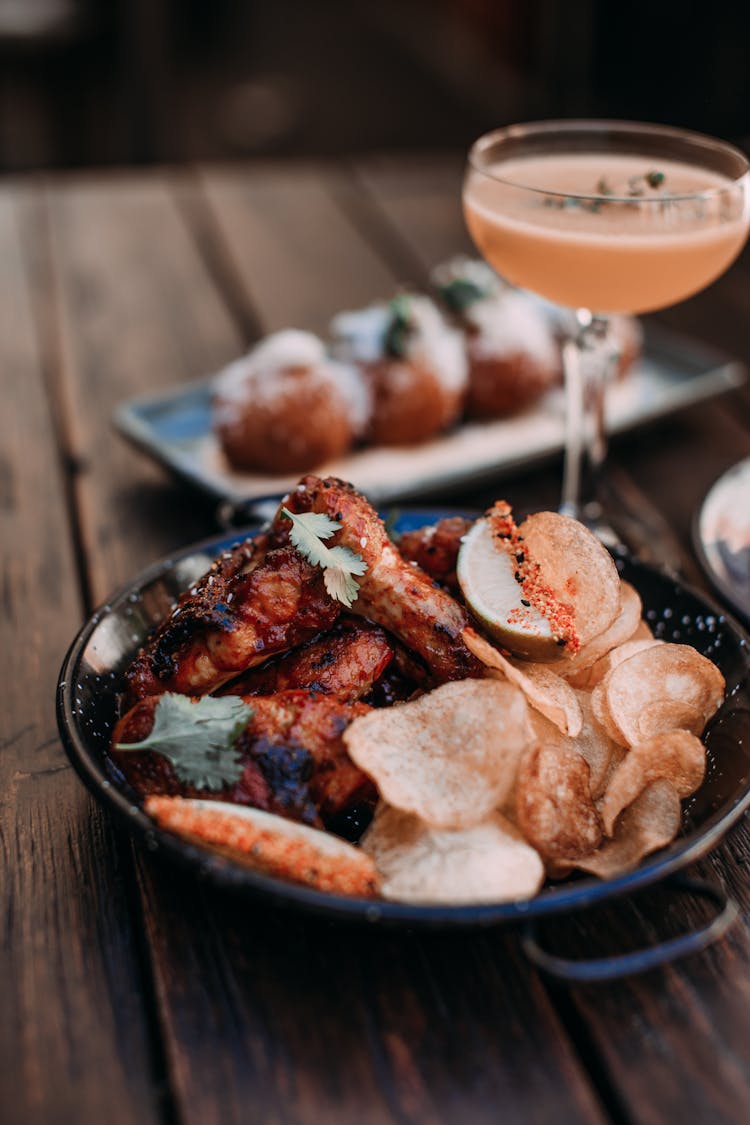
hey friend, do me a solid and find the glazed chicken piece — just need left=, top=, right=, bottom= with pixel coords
left=222, top=617, right=394, bottom=701
left=123, top=475, right=479, bottom=705
left=280, top=477, right=482, bottom=683
left=397, top=516, right=473, bottom=592
left=112, top=689, right=375, bottom=827
left=123, top=535, right=340, bottom=706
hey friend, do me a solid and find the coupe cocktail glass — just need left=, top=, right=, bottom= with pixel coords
left=463, top=120, right=750, bottom=529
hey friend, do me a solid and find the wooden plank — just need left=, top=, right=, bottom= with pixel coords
left=46, top=162, right=606, bottom=1124
left=0, top=188, right=161, bottom=1123
left=532, top=836, right=750, bottom=1125
left=197, top=162, right=399, bottom=336
left=356, top=153, right=750, bottom=1125
left=45, top=171, right=246, bottom=599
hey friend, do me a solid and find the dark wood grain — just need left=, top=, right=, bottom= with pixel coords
left=0, top=188, right=161, bottom=1123
left=530, top=839, right=750, bottom=1125
left=44, top=171, right=245, bottom=598
left=41, top=162, right=608, bottom=1125
left=197, top=162, right=399, bottom=336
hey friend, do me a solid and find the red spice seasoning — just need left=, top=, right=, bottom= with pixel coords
left=486, top=501, right=580, bottom=654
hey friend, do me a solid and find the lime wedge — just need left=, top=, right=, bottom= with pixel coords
left=457, top=518, right=564, bottom=661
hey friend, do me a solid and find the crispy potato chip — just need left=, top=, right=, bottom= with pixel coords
left=590, top=680, right=625, bottom=745
left=145, top=796, right=380, bottom=897
left=571, top=636, right=663, bottom=691
left=599, top=643, right=725, bottom=746
left=561, top=581, right=644, bottom=687
left=599, top=729, right=706, bottom=836
left=463, top=627, right=582, bottom=737
left=630, top=619, right=655, bottom=641
left=361, top=804, right=544, bottom=904
left=518, top=511, right=621, bottom=647
left=526, top=698, right=616, bottom=805
left=515, top=741, right=602, bottom=860
left=343, top=679, right=529, bottom=829
left=564, top=780, right=682, bottom=879
left=574, top=691, right=621, bottom=799
left=595, top=743, right=628, bottom=803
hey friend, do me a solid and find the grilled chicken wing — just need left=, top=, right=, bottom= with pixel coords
left=112, top=689, right=375, bottom=827
left=280, top=477, right=482, bottom=683
left=123, top=538, right=340, bottom=705
left=397, top=516, right=473, bottom=592
left=222, top=617, right=394, bottom=701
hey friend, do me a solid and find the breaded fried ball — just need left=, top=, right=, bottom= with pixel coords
left=213, top=330, right=370, bottom=474
left=432, top=257, right=559, bottom=418
left=462, top=290, right=560, bottom=417
left=331, top=296, right=467, bottom=446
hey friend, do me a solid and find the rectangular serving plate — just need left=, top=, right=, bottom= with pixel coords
left=114, top=324, right=746, bottom=513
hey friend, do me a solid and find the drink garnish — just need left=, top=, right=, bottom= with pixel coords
left=115, top=693, right=253, bottom=789
left=281, top=507, right=367, bottom=608
left=543, top=170, right=667, bottom=211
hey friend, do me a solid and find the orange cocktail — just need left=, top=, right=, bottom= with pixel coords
left=464, top=152, right=750, bottom=315
left=463, top=122, right=750, bottom=524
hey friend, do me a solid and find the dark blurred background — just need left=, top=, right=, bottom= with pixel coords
left=2, top=0, right=750, bottom=171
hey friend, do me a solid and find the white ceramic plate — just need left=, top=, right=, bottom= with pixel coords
left=695, top=457, right=750, bottom=624
left=114, top=324, right=745, bottom=514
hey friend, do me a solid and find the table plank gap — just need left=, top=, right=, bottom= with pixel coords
left=169, top=167, right=264, bottom=347
left=1, top=181, right=164, bottom=1125
left=535, top=845, right=750, bottom=1125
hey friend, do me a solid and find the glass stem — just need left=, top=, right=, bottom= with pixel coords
left=560, top=310, right=617, bottom=524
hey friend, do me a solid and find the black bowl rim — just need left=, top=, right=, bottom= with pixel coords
left=57, top=519, right=750, bottom=929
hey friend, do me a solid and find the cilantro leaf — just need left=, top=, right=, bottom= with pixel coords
left=281, top=507, right=367, bottom=608
left=438, top=277, right=487, bottom=313
left=384, top=294, right=413, bottom=357
left=115, top=693, right=253, bottom=790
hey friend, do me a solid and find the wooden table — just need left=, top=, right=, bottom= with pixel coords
left=4, top=154, right=750, bottom=1125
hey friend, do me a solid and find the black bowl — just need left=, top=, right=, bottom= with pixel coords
left=57, top=513, right=750, bottom=928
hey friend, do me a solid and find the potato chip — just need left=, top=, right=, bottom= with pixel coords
left=598, top=729, right=705, bottom=836
left=570, top=636, right=662, bottom=692
left=590, top=680, right=625, bottom=745
left=145, top=796, right=380, bottom=897
left=343, top=679, right=529, bottom=829
left=630, top=619, right=655, bottom=642
left=361, top=804, right=544, bottom=904
left=515, top=741, right=602, bottom=860
left=526, top=698, right=615, bottom=806
left=518, top=511, right=621, bottom=646
left=599, top=643, right=725, bottom=747
left=463, top=626, right=582, bottom=737
left=565, top=780, right=682, bottom=879
left=573, top=691, right=621, bottom=799
left=561, top=581, right=644, bottom=687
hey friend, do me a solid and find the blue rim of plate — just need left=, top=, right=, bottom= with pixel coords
left=57, top=512, right=750, bottom=929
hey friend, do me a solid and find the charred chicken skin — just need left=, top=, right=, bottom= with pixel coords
left=123, top=537, right=340, bottom=706
left=112, top=690, right=375, bottom=827
left=123, top=476, right=479, bottom=706
left=280, top=477, right=482, bottom=683
left=222, top=617, right=394, bottom=701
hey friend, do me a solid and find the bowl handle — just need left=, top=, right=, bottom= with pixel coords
left=520, top=875, right=738, bottom=982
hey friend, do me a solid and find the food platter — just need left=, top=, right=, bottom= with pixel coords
left=113, top=325, right=745, bottom=512
left=57, top=511, right=750, bottom=931
left=694, top=457, right=750, bottom=626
